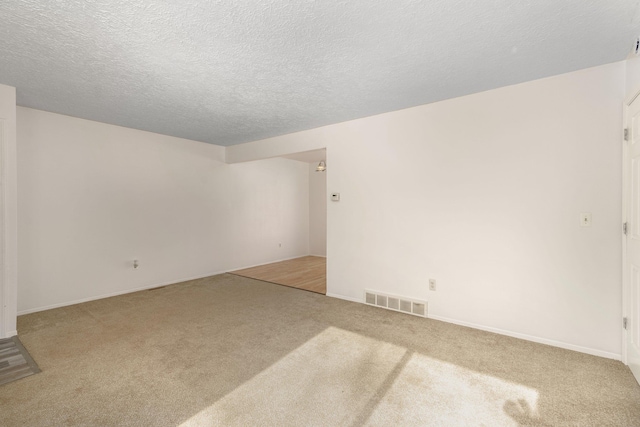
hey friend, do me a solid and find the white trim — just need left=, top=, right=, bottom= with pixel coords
left=325, top=292, right=361, bottom=303
left=17, top=271, right=622, bottom=361
left=429, top=314, right=621, bottom=361
left=0, top=119, right=5, bottom=336
left=326, top=291, right=620, bottom=360
left=0, top=116, right=16, bottom=339
left=625, top=88, right=640, bottom=107
left=5, top=330, right=16, bottom=337
left=308, top=254, right=327, bottom=258
left=0, top=87, right=18, bottom=341
left=623, top=101, right=630, bottom=365
left=17, top=269, right=230, bottom=315
left=226, top=254, right=311, bottom=272
left=18, top=254, right=312, bottom=316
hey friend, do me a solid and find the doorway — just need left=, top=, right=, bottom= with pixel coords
left=231, top=149, right=327, bottom=294
left=230, top=256, right=326, bottom=294
left=623, top=93, right=640, bottom=384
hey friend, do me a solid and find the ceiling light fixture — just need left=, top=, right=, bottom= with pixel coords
left=315, top=161, right=326, bottom=172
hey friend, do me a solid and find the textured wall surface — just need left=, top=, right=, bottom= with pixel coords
left=0, top=1, right=638, bottom=145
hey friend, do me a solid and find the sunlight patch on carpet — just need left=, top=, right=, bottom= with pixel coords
left=365, top=351, right=540, bottom=426
left=179, top=327, right=539, bottom=426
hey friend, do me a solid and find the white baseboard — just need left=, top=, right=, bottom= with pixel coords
left=2, top=330, right=17, bottom=339
left=18, top=255, right=312, bottom=316
left=322, top=292, right=621, bottom=361
left=428, top=314, right=621, bottom=361
left=309, top=254, right=327, bottom=258
left=19, top=269, right=619, bottom=362
left=17, top=269, right=228, bottom=316
left=227, top=254, right=311, bottom=272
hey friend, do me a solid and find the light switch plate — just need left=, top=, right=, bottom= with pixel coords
left=580, top=213, right=592, bottom=227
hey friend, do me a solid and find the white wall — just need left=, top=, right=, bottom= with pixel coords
left=0, top=84, right=17, bottom=338
left=309, top=164, right=327, bottom=256
left=227, top=62, right=626, bottom=359
left=17, top=108, right=309, bottom=313
left=626, top=56, right=640, bottom=97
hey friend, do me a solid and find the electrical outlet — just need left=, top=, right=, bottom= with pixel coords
left=429, top=279, right=436, bottom=291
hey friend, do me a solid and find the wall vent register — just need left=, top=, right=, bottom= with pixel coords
left=364, top=290, right=428, bottom=318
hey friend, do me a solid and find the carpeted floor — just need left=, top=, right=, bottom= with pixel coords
left=0, top=273, right=638, bottom=426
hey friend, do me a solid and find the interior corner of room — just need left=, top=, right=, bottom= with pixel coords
left=1, top=6, right=640, bottom=419
left=0, top=0, right=640, bottom=427
left=1, top=58, right=634, bottom=358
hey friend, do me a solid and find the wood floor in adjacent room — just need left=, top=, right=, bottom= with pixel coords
left=229, top=255, right=326, bottom=294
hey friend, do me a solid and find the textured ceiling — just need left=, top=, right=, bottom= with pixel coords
left=1, top=1, right=639, bottom=146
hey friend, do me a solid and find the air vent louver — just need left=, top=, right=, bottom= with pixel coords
left=412, top=302, right=426, bottom=317
left=399, top=300, right=412, bottom=313
left=365, top=292, right=376, bottom=305
left=364, top=290, right=427, bottom=318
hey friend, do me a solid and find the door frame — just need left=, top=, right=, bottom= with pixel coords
left=0, top=119, right=5, bottom=338
left=622, top=89, right=640, bottom=366
left=0, top=85, right=18, bottom=339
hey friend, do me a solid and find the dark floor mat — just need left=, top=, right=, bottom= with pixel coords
left=0, top=336, right=40, bottom=386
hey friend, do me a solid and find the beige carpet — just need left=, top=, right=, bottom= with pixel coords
left=0, top=274, right=639, bottom=426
